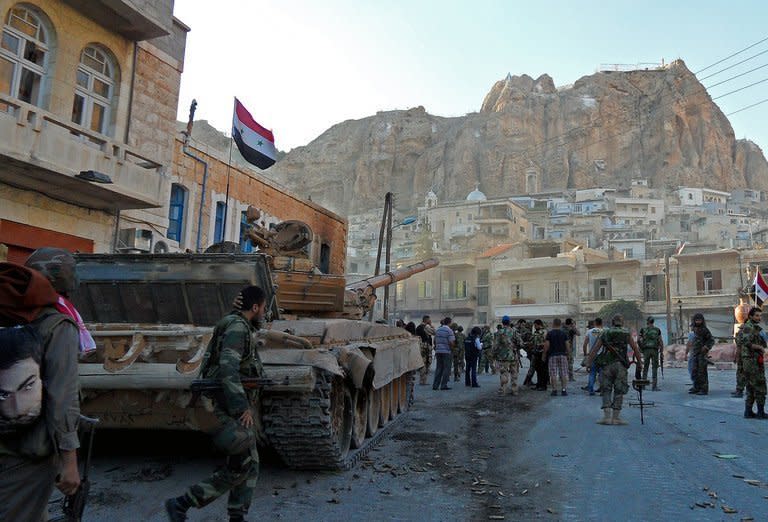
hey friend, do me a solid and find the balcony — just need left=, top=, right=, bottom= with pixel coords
left=494, top=302, right=578, bottom=320
left=62, top=0, right=172, bottom=40
left=0, top=96, right=166, bottom=211
left=440, top=255, right=475, bottom=268
left=441, top=298, right=475, bottom=314
left=493, top=255, right=576, bottom=273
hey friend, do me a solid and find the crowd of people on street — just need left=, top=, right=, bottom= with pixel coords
left=407, top=306, right=768, bottom=425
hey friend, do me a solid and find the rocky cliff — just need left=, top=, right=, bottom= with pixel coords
left=265, top=60, right=768, bottom=215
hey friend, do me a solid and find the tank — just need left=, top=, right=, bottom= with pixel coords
left=71, top=252, right=438, bottom=470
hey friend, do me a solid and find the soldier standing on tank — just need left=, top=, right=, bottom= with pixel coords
left=736, top=307, right=768, bottom=419
left=166, top=285, right=267, bottom=522
left=452, top=324, right=466, bottom=382
left=688, top=313, right=715, bottom=395
left=639, top=317, right=664, bottom=391
left=583, top=314, right=643, bottom=426
left=415, top=316, right=435, bottom=385
left=496, top=316, right=523, bottom=395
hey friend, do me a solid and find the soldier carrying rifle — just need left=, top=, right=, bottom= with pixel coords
left=166, top=286, right=267, bottom=522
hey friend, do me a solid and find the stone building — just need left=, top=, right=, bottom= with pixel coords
left=393, top=240, right=768, bottom=341
left=0, top=0, right=347, bottom=273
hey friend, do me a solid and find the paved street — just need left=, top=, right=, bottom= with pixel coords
left=67, top=365, right=768, bottom=521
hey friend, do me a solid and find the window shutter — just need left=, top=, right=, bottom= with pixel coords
left=695, top=271, right=704, bottom=293
left=712, top=270, right=722, bottom=291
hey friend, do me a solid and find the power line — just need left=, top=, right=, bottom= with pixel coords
left=713, top=76, right=768, bottom=99
left=706, top=62, right=768, bottom=89
left=698, top=48, right=768, bottom=81
left=694, top=35, right=768, bottom=74
left=727, top=97, right=768, bottom=116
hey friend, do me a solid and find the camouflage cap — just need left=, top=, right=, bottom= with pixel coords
left=24, top=247, right=78, bottom=296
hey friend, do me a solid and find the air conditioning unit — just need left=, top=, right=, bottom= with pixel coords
left=118, top=228, right=153, bottom=252
left=152, top=239, right=182, bottom=254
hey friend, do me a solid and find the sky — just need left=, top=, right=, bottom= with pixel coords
left=174, top=0, right=768, bottom=153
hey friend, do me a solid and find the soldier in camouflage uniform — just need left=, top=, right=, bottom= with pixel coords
left=452, top=324, right=466, bottom=382
left=688, top=313, right=715, bottom=395
left=638, top=317, right=663, bottom=391
left=416, top=316, right=435, bottom=385
left=496, top=316, right=523, bottom=395
left=736, top=307, right=767, bottom=419
left=166, top=286, right=267, bottom=522
left=530, top=319, right=548, bottom=390
left=584, top=314, right=643, bottom=426
left=479, top=325, right=493, bottom=374
left=518, top=320, right=536, bottom=387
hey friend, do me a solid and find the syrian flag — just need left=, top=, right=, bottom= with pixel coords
left=755, top=270, right=768, bottom=308
left=232, top=98, right=277, bottom=169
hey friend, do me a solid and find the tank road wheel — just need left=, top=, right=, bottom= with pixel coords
left=379, top=382, right=392, bottom=426
left=366, top=387, right=381, bottom=437
left=351, top=387, right=368, bottom=449
left=329, top=378, right=354, bottom=458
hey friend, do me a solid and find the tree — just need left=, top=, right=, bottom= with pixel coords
left=597, top=299, right=643, bottom=330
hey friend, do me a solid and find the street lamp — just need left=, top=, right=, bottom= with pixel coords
left=677, top=299, right=683, bottom=342
left=386, top=216, right=418, bottom=324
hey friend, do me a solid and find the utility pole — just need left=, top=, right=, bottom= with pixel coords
left=664, top=253, right=673, bottom=344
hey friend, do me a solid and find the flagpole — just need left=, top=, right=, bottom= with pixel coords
left=222, top=97, right=235, bottom=243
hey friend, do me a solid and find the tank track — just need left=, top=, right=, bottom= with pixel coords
left=263, top=370, right=414, bottom=470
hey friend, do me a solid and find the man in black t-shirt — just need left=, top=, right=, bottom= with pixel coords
left=544, top=318, right=570, bottom=396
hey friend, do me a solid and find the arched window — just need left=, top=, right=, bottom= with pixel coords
left=72, top=45, right=118, bottom=134
left=0, top=4, right=52, bottom=107
left=168, top=184, right=187, bottom=242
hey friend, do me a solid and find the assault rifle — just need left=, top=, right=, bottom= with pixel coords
left=602, top=343, right=631, bottom=369
left=190, top=377, right=276, bottom=393
left=659, top=346, right=664, bottom=379
left=52, top=415, right=99, bottom=522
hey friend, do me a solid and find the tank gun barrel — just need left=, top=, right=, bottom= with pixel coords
left=345, top=259, right=438, bottom=316
left=347, top=259, right=439, bottom=294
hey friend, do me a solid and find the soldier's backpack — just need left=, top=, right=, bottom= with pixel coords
left=641, top=327, right=661, bottom=350
left=0, top=312, right=70, bottom=434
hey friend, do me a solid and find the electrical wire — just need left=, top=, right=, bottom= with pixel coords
left=727, top=97, right=768, bottom=116
left=698, top=48, right=768, bottom=81
left=712, top=76, right=768, bottom=99
left=694, top=35, right=768, bottom=74
left=706, top=62, right=768, bottom=89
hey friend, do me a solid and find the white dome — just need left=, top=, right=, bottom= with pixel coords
left=466, top=186, right=487, bottom=201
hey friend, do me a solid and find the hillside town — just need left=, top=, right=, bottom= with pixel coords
left=348, top=182, right=768, bottom=340
left=1, top=1, right=768, bottom=522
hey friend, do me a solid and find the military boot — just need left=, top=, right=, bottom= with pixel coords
left=652, top=379, right=658, bottom=391
left=165, top=497, right=190, bottom=521
left=744, top=404, right=757, bottom=418
left=757, top=402, right=768, bottom=419
left=611, top=409, right=628, bottom=425
left=596, top=408, right=612, bottom=425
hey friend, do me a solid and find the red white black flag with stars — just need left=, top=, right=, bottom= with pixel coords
left=232, top=98, right=277, bottom=169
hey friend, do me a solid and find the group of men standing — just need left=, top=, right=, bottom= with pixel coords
left=415, top=314, right=589, bottom=398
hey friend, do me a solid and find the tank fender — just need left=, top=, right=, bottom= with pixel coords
left=331, top=345, right=373, bottom=390
left=257, top=329, right=313, bottom=350
left=259, top=349, right=344, bottom=378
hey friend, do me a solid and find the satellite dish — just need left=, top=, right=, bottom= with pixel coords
left=153, top=240, right=169, bottom=254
